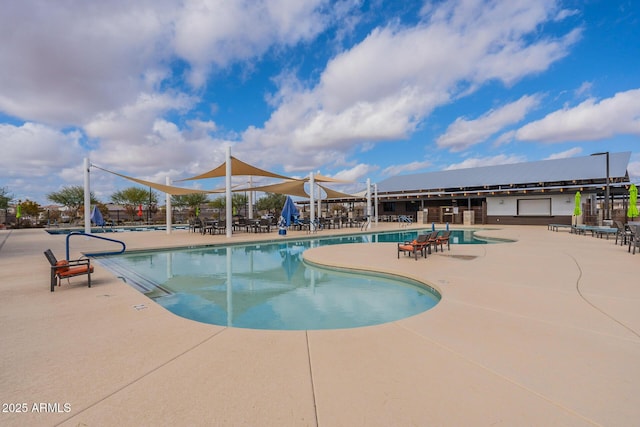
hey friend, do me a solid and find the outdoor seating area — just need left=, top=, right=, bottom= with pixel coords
left=548, top=220, right=640, bottom=255
left=397, top=230, right=451, bottom=260
left=184, top=214, right=372, bottom=236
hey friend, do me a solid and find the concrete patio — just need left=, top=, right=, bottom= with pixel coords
left=1, top=224, right=638, bottom=426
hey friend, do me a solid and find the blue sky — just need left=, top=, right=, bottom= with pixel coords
left=1, top=0, right=639, bottom=205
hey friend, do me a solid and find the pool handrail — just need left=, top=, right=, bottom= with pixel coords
left=66, top=231, right=126, bottom=259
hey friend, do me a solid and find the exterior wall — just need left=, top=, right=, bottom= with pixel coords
left=486, top=194, right=576, bottom=225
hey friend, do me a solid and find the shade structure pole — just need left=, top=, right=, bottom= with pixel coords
left=374, top=183, right=378, bottom=225
left=165, top=177, right=172, bottom=235
left=83, top=157, right=91, bottom=235
left=248, top=176, right=254, bottom=219
left=309, top=172, right=315, bottom=232
left=366, top=178, right=372, bottom=230
left=226, top=146, right=232, bottom=237
left=317, top=180, right=322, bottom=222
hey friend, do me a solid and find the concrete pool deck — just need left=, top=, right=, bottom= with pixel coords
left=1, top=224, right=638, bottom=426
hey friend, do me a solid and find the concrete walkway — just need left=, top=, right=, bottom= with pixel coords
left=0, top=225, right=638, bottom=426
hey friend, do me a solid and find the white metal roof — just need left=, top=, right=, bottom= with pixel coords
left=377, top=152, right=631, bottom=193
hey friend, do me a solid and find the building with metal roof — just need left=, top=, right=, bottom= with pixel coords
left=373, top=151, right=633, bottom=226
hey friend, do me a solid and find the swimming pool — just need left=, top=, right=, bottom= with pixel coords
left=94, top=229, right=486, bottom=330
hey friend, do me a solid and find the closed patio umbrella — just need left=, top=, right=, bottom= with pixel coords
left=278, top=196, right=299, bottom=236
left=281, top=196, right=299, bottom=227
left=628, top=184, right=639, bottom=219
left=573, top=191, right=581, bottom=226
left=90, top=205, right=105, bottom=226
left=137, top=204, right=143, bottom=218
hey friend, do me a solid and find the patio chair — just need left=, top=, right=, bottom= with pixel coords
left=629, top=225, right=640, bottom=254
left=214, top=220, right=226, bottom=234
left=397, top=234, right=429, bottom=260
left=614, top=221, right=631, bottom=246
left=44, top=249, right=94, bottom=292
left=189, top=218, right=202, bottom=233
left=434, top=230, right=451, bottom=252
left=258, top=218, right=271, bottom=232
left=424, top=231, right=441, bottom=254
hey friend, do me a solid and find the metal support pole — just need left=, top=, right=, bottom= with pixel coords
left=309, top=172, right=315, bottom=232
left=605, top=151, right=610, bottom=220
left=165, top=177, right=172, bottom=235
left=83, top=158, right=91, bottom=234
left=592, top=152, right=611, bottom=220
left=226, top=146, right=232, bottom=237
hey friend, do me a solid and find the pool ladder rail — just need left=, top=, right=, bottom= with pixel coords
left=65, top=231, right=126, bottom=259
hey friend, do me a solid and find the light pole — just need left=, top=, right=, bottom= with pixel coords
left=591, top=152, right=610, bottom=220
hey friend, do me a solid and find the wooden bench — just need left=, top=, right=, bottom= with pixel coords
left=44, top=249, right=93, bottom=292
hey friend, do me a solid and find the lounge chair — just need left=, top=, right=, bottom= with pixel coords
left=433, top=230, right=451, bottom=252
left=424, top=231, right=441, bottom=254
left=44, top=249, right=94, bottom=292
left=397, top=234, right=429, bottom=260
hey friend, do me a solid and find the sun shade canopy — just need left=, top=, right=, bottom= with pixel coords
left=235, top=180, right=309, bottom=198
left=234, top=180, right=357, bottom=199
left=178, top=156, right=293, bottom=181
left=93, top=165, right=224, bottom=195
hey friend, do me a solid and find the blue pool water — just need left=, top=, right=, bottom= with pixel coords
left=94, top=229, right=488, bottom=330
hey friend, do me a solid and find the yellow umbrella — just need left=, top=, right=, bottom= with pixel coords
left=573, top=192, right=581, bottom=226
left=628, top=184, right=639, bottom=219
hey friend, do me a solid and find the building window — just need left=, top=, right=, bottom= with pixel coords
left=382, top=202, right=396, bottom=212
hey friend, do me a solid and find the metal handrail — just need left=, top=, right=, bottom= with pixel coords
left=66, top=232, right=126, bottom=259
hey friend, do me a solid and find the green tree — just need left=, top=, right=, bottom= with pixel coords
left=255, top=193, right=286, bottom=214
left=205, top=194, right=250, bottom=219
left=209, top=196, right=225, bottom=219
left=1, top=187, right=13, bottom=225
left=171, top=193, right=209, bottom=217
left=0, top=186, right=13, bottom=211
left=21, top=200, right=41, bottom=217
left=47, top=186, right=98, bottom=221
left=232, top=193, right=248, bottom=216
left=111, top=187, right=158, bottom=221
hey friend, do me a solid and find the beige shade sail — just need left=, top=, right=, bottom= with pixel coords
left=93, top=165, right=224, bottom=195
left=311, top=173, right=352, bottom=183
left=235, top=180, right=309, bottom=198
left=318, top=184, right=357, bottom=199
left=178, top=156, right=293, bottom=181
left=234, top=180, right=358, bottom=200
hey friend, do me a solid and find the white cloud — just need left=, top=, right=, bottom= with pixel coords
left=173, top=0, right=339, bottom=87
left=515, top=88, right=640, bottom=142
left=445, top=154, right=526, bottom=170
left=245, top=0, right=578, bottom=171
left=0, top=1, right=177, bottom=125
left=437, top=94, right=541, bottom=151
left=381, top=160, right=432, bottom=177
left=329, top=163, right=376, bottom=183
left=84, top=92, right=196, bottom=142
left=0, top=123, right=83, bottom=176
left=545, top=147, right=583, bottom=160
left=575, top=81, right=593, bottom=98
left=627, top=159, right=640, bottom=184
